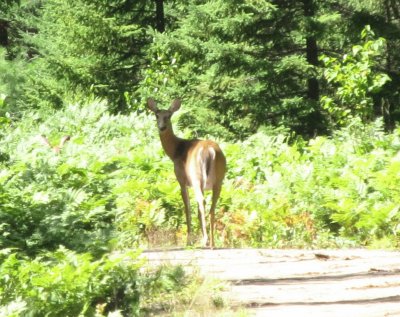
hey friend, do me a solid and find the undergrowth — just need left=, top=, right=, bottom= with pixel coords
left=1, top=99, right=400, bottom=315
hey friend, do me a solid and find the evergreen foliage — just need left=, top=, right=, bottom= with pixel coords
left=1, top=0, right=400, bottom=315
left=1, top=0, right=398, bottom=134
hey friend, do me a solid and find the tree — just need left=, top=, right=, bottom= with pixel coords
left=1, top=0, right=399, bottom=136
left=143, top=0, right=351, bottom=138
left=334, top=0, right=400, bottom=128
left=155, top=0, right=165, bottom=33
left=320, top=27, right=391, bottom=127
left=143, top=1, right=301, bottom=138
left=0, top=0, right=156, bottom=112
left=301, top=0, right=327, bottom=136
left=32, top=0, right=155, bottom=111
left=303, top=0, right=319, bottom=101
left=0, top=0, right=20, bottom=47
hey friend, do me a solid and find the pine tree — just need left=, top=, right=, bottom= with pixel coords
left=145, top=0, right=344, bottom=137
left=29, top=0, right=154, bottom=111
left=0, top=0, right=20, bottom=47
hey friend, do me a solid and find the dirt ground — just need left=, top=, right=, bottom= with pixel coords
left=143, top=248, right=400, bottom=316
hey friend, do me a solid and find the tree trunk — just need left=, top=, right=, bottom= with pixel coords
left=303, top=0, right=319, bottom=101
left=302, top=0, right=326, bottom=135
left=0, top=20, right=8, bottom=47
left=155, top=0, right=165, bottom=33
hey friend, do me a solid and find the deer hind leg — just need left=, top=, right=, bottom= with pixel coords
left=209, top=183, right=222, bottom=249
left=179, top=185, right=193, bottom=245
left=193, top=183, right=208, bottom=247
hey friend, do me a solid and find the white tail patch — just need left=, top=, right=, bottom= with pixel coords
left=207, top=147, right=217, bottom=190
left=199, top=147, right=216, bottom=190
left=209, top=147, right=216, bottom=160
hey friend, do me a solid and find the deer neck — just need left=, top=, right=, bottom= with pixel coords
left=159, top=125, right=181, bottom=160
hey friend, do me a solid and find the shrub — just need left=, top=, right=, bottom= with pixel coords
left=2, top=99, right=400, bottom=255
left=0, top=247, right=198, bottom=316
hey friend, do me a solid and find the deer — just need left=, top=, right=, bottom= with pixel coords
left=147, top=98, right=226, bottom=248
left=39, top=135, right=71, bottom=154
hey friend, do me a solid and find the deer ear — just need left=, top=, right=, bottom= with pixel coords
left=60, top=135, right=71, bottom=146
left=169, top=99, right=181, bottom=113
left=147, top=98, right=158, bottom=112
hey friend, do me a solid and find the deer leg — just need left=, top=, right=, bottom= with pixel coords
left=180, top=185, right=192, bottom=245
left=193, top=184, right=208, bottom=247
left=209, top=184, right=222, bottom=249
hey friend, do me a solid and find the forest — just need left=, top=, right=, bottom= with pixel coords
left=1, top=0, right=400, bottom=315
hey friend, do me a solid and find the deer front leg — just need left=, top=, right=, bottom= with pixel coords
left=179, top=185, right=193, bottom=245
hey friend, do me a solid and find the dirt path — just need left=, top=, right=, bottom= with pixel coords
left=144, top=248, right=400, bottom=316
